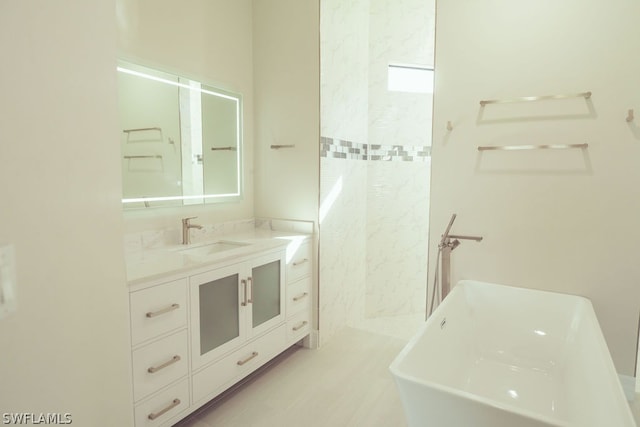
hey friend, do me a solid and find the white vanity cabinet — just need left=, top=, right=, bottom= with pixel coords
left=189, top=250, right=285, bottom=369
left=129, top=278, right=190, bottom=426
left=127, top=237, right=312, bottom=427
left=285, top=241, right=312, bottom=344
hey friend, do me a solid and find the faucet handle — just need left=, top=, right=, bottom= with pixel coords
left=182, top=216, right=198, bottom=224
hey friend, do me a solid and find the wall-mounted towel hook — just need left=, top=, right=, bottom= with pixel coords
left=446, top=121, right=453, bottom=131
left=626, top=109, right=635, bottom=123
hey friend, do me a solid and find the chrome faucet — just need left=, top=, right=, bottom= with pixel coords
left=181, top=216, right=203, bottom=245
left=428, top=214, right=483, bottom=317
left=439, top=214, right=483, bottom=299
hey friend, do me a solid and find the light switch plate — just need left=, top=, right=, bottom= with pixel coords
left=0, top=244, right=17, bottom=320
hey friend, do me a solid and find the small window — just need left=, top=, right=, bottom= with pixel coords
left=387, top=63, right=434, bottom=94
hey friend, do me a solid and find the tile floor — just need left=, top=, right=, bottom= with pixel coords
left=176, top=326, right=640, bottom=427
left=630, top=396, right=640, bottom=426
left=352, top=313, right=425, bottom=341
left=175, top=327, right=407, bottom=427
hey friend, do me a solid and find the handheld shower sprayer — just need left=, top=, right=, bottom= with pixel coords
left=439, top=213, right=458, bottom=247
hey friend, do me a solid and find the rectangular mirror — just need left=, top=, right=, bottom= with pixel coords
left=117, top=61, right=242, bottom=209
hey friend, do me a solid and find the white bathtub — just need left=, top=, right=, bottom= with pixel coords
left=389, top=280, right=636, bottom=427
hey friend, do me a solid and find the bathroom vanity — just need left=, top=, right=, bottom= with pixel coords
left=125, top=227, right=313, bottom=426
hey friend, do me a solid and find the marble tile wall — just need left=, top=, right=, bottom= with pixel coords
left=319, top=0, right=434, bottom=344
left=319, top=157, right=368, bottom=346
left=368, top=0, right=436, bottom=149
left=365, top=0, right=434, bottom=318
left=319, top=141, right=431, bottom=327
left=365, top=160, right=430, bottom=317
left=320, top=0, right=369, bottom=144
left=319, top=0, right=370, bottom=346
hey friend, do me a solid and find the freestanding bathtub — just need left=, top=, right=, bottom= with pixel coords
left=390, top=280, right=636, bottom=427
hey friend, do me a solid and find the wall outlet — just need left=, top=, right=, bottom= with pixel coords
left=0, top=245, right=17, bottom=320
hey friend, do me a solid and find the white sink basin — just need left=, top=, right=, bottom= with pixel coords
left=176, top=240, right=250, bottom=258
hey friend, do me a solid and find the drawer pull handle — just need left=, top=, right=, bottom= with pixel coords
left=237, top=351, right=259, bottom=366
left=293, top=321, right=308, bottom=331
left=147, top=355, right=181, bottom=374
left=148, top=398, right=181, bottom=420
left=146, top=303, right=180, bottom=318
left=292, top=258, right=309, bottom=267
left=293, top=292, right=309, bottom=302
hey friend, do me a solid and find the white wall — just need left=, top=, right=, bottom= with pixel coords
left=252, top=0, right=320, bottom=339
left=431, top=0, right=640, bottom=375
left=117, top=0, right=255, bottom=232
left=253, top=0, right=320, bottom=224
left=0, top=1, right=132, bottom=424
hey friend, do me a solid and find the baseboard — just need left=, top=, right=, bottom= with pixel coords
left=619, top=374, right=636, bottom=401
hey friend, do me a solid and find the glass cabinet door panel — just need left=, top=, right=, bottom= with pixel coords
left=199, top=273, right=240, bottom=355
left=252, top=261, right=281, bottom=328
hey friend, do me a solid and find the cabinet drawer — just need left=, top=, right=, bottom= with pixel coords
left=286, top=241, right=311, bottom=283
left=134, top=378, right=189, bottom=427
left=286, top=276, right=312, bottom=317
left=130, top=279, right=187, bottom=346
left=132, top=330, right=188, bottom=402
left=287, top=310, right=311, bottom=344
left=192, top=324, right=287, bottom=404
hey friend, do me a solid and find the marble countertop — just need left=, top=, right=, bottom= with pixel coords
left=125, top=229, right=311, bottom=286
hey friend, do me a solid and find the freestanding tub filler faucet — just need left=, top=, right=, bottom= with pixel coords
left=428, top=213, right=483, bottom=317
left=182, top=216, right=203, bottom=245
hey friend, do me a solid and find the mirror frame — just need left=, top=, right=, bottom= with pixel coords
left=117, top=61, right=244, bottom=208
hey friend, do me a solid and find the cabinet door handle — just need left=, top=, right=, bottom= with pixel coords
left=292, top=321, right=308, bottom=331
left=147, top=355, right=181, bottom=374
left=146, top=303, right=180, bottom=318
left=293, top=292, right=309, bottom=302
left=241, top=279, right=248, bottom=306
left=292, top=258, right=309, bottom=267
left=247, top=277, right=253, bottom=304
left=237, top=351, right=258, bottom=366
left=147, top=398, right=181, bottom=420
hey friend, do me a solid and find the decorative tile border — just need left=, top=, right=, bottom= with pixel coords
left=320, top=136, right=431, bottom=162
left=320, top=137, right=368, bottom=160
left=369, top=144, right=431, bottom=162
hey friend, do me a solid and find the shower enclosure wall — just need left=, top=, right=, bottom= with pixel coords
left=319, top=0, right=435, bottom=344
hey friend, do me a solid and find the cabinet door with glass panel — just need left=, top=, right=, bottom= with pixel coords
left=190, top=251, right=285, bottom=369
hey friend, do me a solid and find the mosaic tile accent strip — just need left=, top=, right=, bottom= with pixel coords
left=368, top=144, right=431, bottom=162
left=320, top=136, right=431, bottom=162
left=321, top=137, right=368, bottom=160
